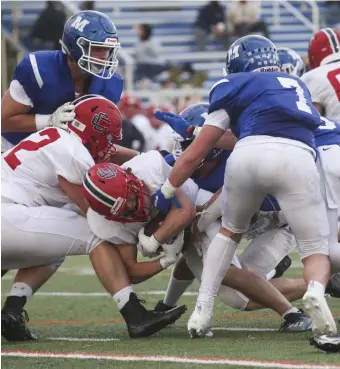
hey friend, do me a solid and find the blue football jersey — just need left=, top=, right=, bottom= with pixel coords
left=209, top=72, right=321, bottom=148
left=3, top=50, right=123, bottom=145
left=315, top=117, right=340, bottom=147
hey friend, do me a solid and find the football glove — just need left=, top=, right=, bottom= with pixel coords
left=160, top=230, right=185, bottom=269
left=154, top=111, right=191, bottom=139
left=137, top=227, right=161, bottom=257
left=49, top=102, right=76, bottom=130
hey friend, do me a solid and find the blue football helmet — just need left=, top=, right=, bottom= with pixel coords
left=60, top=10, right=120, bottom=79
left=225, top=35, right=280, bottom=74
left=277, top=47, right=305, bottom=77
left=172, top=103, right=224, bottom=163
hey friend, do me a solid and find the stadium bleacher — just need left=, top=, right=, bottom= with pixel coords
left=1, top=1, right=322, bottom=90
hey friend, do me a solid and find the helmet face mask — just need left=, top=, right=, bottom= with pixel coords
left=83, top=163, right=152, bottom=224
left=277, top=47, right=305, bottom=77
left=172, top=103, right=224, bottom=167
left=61, top=11, right=120, bottom=79
left=76, top=36, right=120, bottom=79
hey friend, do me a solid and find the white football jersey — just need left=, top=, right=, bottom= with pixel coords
left=2, top=127, right=94, bottom=207
left=301, top=61, right=340, bottom=121
left=87, top=150, right=199, bottom=244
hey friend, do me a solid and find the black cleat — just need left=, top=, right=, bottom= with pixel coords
left=310, top=334, right=340, bottom=353
left=120, top=293, right=186, bottom=338
left=273, top=255, right=292, bottom=279
left=279, top=309, right=312, bottom=333
left=326, top=273, right=340, bottom=298
left=154, top=300, right=174, bottom=312
left=1, top=309, right=38, bottom=341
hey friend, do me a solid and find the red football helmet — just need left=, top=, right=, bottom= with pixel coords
left=308, top=28, right=340, bottom=69
left=68, top=94, right=122, bottom=162
left=83, top=162, right=152, bottom=223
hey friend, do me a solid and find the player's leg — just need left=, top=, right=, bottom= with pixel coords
left=239, top=227, right=297, bottom=278
left=273, top=147, right=336, bottom=335
left=1, top=204, right=186, bottom=339
left=188, top=146, right=267, bottom=337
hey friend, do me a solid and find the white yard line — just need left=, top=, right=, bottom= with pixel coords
left=2, top=351, right=339, bottom=368
left=213, top=327, right=277, bottom=332
left=47, top=337, right=120, bottom=342
left=1, top=291, right=198, bottom=297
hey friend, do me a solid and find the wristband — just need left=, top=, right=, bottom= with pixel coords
left=161, top=179, right=177, bottom=199
left=35, top=114, right=51, bottom=131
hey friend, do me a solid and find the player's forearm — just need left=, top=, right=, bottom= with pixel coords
left=1, top=114, right=38, bottom=133
left=125, top=259, right=164, bottom=284
left=111, top=145, right=139, bottom=165
left=154, top=191, right=196, bottom=243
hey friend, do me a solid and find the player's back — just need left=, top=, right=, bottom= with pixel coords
left=209, top=72, right=321, bottom=148
left=301, top=61, right=340, bottom=122
left=2, top=127, right=94, bottom=207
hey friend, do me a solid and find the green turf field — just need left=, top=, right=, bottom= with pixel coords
left=2, top=252, right=340, bottom=369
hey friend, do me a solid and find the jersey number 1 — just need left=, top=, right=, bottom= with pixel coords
left=4, top=128, right=61, bottom=170
left=277, top=77, right=312, bottom=114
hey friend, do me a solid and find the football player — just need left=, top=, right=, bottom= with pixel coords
left=152, top=35, right=336, bottom=337
left=83, top=148, right=314, bottom=333
left=301, top=28, right=340, bottom=121
left=1, top=10, right=123, bottom=153
left=1, top=95, right=185, bottom=341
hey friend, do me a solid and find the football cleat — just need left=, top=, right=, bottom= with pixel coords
left=326, top=273, right=340, bottom=298
left=1, top=309, right=37, bottom=341
left=187, top=304, right=213, bottom=338
left=279, top=309, right=312, bottom=333
left=310, top=334, right=340, bottom=353
left=273, top=255, right=292, bottom=279
left=154, top=300, right=174, bottom=312
left=302, top=289, right=337, bottom=336
left=120, top=293, right=186, bottom=338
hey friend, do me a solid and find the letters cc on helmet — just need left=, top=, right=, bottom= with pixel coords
left=68, top=94, right=122, bottom=162
left=83, top=162, right=152, bottom=223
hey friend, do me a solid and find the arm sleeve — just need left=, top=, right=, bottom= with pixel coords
left=208, top=77, right=238, bottom=121
left=9, top=80, right=34, bottom=106
left=13, top=53, right=41, bottom=106
left=203, top=109, right=230, bottom=131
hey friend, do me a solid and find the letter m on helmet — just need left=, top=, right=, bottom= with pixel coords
left=71, top=16, right=90, bottom=32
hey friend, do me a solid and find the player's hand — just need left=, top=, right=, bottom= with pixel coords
left=152, top=190, right=181, bottom=214
left=160, top=230, right=185, bottom=269
left=49, top=102, right=76, bottom=130
left=137, top=227, right=161, bottom=257
left=154, top=111, right=191, bottom=139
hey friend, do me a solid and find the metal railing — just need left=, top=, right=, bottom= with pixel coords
left=272, top=1, right=319, bottom=32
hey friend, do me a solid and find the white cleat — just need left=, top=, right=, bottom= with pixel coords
left=302, top=290, right=337, bottom=336
left=187, top=304, right=213, bottom=338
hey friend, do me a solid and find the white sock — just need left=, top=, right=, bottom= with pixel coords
left=307, top=280, right=325, bottom=296
left=113, top=286, right=134, bottom=311
left=282, top=306, right=299, bottom=318
left=9, top=283, right=33, bottom=299
left=197, top=233, right=238, bottom=311
left=163, top=275, right=194, bottom=307
left=266, top=268, right=276, bottom=280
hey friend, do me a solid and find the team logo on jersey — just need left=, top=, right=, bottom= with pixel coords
left=71, top=16, right=90, bottom=32
left=97, top=164, right=117, bottom=179
left=91, top=112, right=111, bottom=134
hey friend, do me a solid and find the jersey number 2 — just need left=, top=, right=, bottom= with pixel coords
left=4, top=128, right=61, bottom=170
left=327, top=68, right=340, bottom=101
left=277, top=77, right=312, bottom=114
